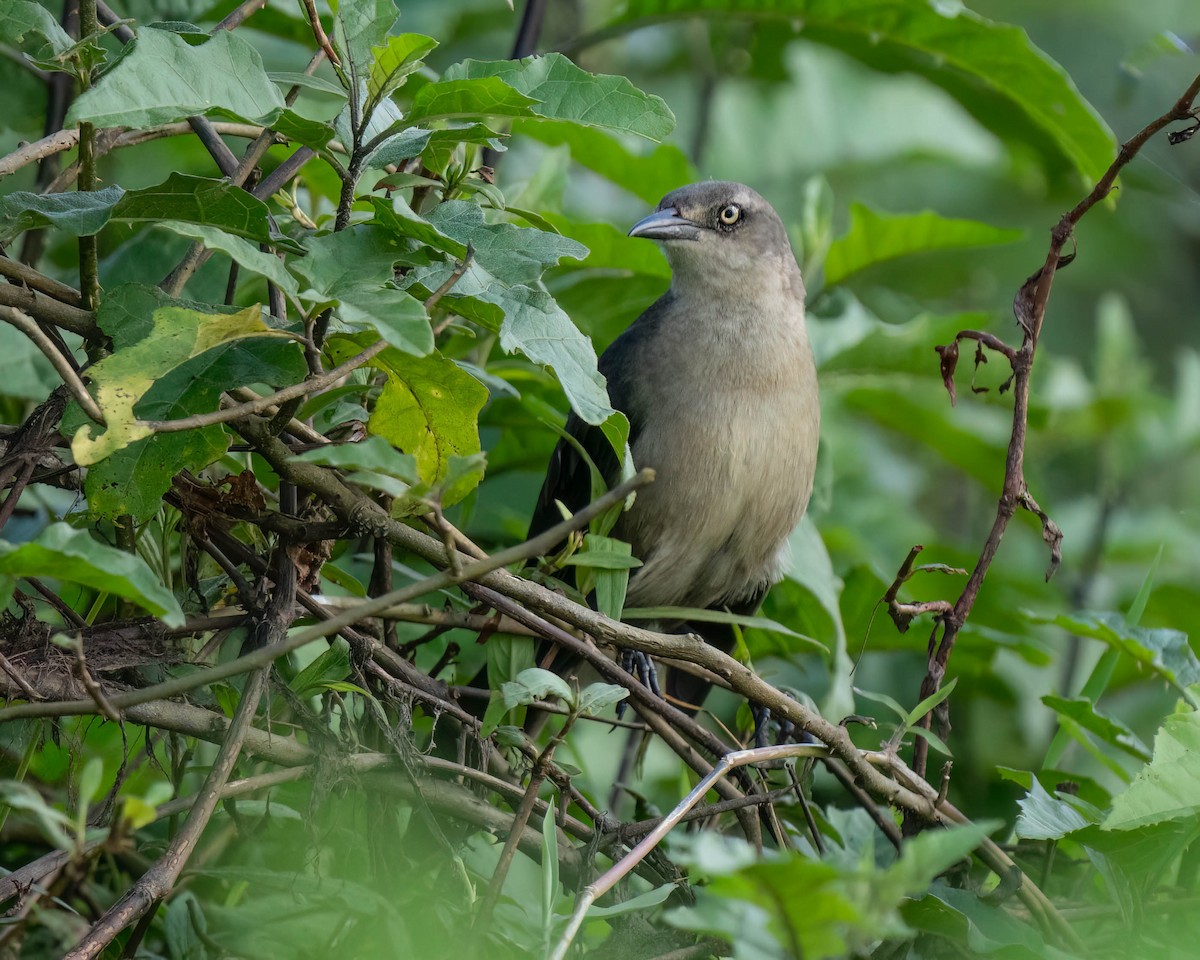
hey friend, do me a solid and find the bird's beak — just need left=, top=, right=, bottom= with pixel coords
left=627, top=207, right=702, bottom=242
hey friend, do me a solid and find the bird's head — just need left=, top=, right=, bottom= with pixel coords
left=628, top=181, right=802, bottom=299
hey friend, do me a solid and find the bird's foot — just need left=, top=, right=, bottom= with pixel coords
left=751, top=696, right=815, bottom=748
left=615, top=649, right=661, bottom=718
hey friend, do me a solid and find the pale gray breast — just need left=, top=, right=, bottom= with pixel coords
left=617, top=302, right=819, bottom=611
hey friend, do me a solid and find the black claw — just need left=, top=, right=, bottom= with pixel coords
left=615, top=651, right=662, bottom=718
left=753, top=705, right=771, bottom=749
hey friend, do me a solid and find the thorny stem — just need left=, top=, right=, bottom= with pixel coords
left=908, top=72, right=1200, bottom=780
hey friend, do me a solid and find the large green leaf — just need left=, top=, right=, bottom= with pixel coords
left=67, top=28, right=284, bottom=129
left=0, top=174, right=287, bottom=246
left=63, top=285, right=306, bottom=520
left=329, top=338, right=488, bottom=506
left=70, top=298, right=297, bottom=466
left=1105, top=710, right=1200, bottom=831
left=823, top=204, right=1023, bottom=287
left=512, top=119, right=695, bottom=205
left=0, top=523, right=184, bottom=626
left=601, top=0, right=1114, bottom=185
left=294, top=226, right=432, bottom=355
left=431, top=53, right=675, bottom=140
left=405, top=77, right=540, bottom=125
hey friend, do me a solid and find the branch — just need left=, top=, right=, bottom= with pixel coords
left=0, top=283, right=95, bottom=337
left=907, top=70, right=1200, bottom=779
left=0, top=307, right=103, bottom=423
left=0, top=468, right=655, bottom=723
left=0, top=255, right=84, bottom=307
left=550, top=743, right=825, bottom=960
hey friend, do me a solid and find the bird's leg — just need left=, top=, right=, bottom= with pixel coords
left=751, top=693, right=814, bottom=747
left=616, top=649, right=661, bottom=718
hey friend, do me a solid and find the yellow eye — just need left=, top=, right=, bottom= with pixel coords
left=719, top=204, right=741, bottom=225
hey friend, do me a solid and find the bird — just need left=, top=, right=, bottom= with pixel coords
left=528, top=180, right=820, bottom=721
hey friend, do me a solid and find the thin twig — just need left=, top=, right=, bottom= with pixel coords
left=0, top=469, right=655, bottom=723
left=908, top=71, right=1200, bottom=779
left=0, top=256, right=84, bottom=307
left=0, top=307, right=103, bottom=423
left=550, top=743, right=825, bottom=960
left=0, top=283, right=95, bottom=337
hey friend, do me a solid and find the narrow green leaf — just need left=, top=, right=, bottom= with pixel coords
left=903, top=676, right=959, bottom=728
left=0, top=524, right=183, bottom=625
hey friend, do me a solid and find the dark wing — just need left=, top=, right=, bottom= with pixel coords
left=527, top=295, right=670, bottom=542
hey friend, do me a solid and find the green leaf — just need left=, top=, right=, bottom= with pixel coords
left=824, top=204, right=1023, bottom=287
left=584, top=883, right=672, bottom=918
left=331, top=0, right=399, bottom=76
left=0, top=780, right=75, bottom=851
left=481, top=636, right=535, bottom=736
left=501, top=667, right=575, bottom=709
left=574, top=534, right=635, bottom=620
left=405, top=77, right=541, bottom=125
left=0, top=174, right=290, bottom=247
left=903, top=676, right=958, bottom=728
left=442, top=54, right=675, bottom=140
left=424, top=200, right=587, bottom=284
left=1016, top=778, right=1098, bottom=840
left=1033, top=610, right=1200, bottom=695
left=70, top=301, right=295, bottom=465
left=364, top=126, right=433, bottom=167
left=0, top=1, right=74, bottom=55
left=1105, top=710, right=1200, bottom=831
left=62, top=285, right=305, bottom=521
left=625, top=606, right=823, bottom=651
left=905, top=882, right=1078, bottom=959
left=410, top=259, right=616, bottom=430
left=67, top=28, right=284, bottom=129
left=513, top=119, right=695, bottom=205
left=293, top=435, right=419, bottom=499
left=603, top=0, right=1115, bottom=185
left=268, top=71, right=347, bottom=97
left=325, top=339, right=488, bottom=507
left=1041, top=695, right=1151, bottom=761
left=338, top=287, right=433, bottom=355
left=158, top=222, right=299, bottom=296
left=0, top=186, right=124, bottom=241
left=367, top=33, right=437, bottom=104
left=576, top=681, right=630, bottom=715
left=294, top=225, right=405, bottom=302
left=290, top=639, right=352, bottom=697
left=0, top=524, right=183, bottom=626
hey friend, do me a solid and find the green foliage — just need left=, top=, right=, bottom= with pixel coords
left=2, top=0, right=1200, bottom=957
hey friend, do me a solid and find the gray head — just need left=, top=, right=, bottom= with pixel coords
left=628, top=181, right=802, bottom=299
